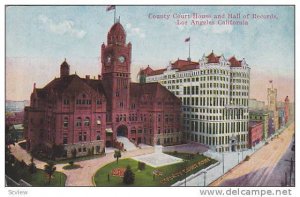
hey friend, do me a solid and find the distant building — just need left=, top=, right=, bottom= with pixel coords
left=267, top=86, right=279, bottom=130
left=5, top=111, right=24, bottom=126
left=268, top=111, right=276, bottom=137
left=249, top=110, right=269, bottom=140
left=249, top=99, right=265, bottom=110
left=277, top=107, right=285, bottom=128
left=9, top=124, right=24, bottom=141
left=248, top=121, right=263, bottom=148
left=5, top=100, right=30, bottom=112
left=284, top=96, right=290, bottom=123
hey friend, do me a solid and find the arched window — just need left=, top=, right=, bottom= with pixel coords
left=63, top=117, right=69, bottom=128
left=84, top=117, right=90, bottom=126
left=97, top=116, right=101, bottom=125
left=76, top=117, right=82, bottom=127
left=97, top=135, right=101, bottom=140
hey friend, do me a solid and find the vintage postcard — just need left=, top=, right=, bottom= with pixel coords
left=5, top=4, right=295, bottom=194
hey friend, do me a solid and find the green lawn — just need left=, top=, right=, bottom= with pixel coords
left=94, top=153, right=216, bottom=186
left=6, top=159, right=66, bottom=186
left=28, top=169, right=67, bottom=186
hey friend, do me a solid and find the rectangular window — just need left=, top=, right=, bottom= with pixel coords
left=63, top=134, right=68, bottom=144
left=64, top=99, right=69, bottom=105
left=83, top=132, right=87, bottom=141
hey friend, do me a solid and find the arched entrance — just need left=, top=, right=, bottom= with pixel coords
left=230, top=135, right=237, bottom=152
left=117, top=125, right=128, bottom=137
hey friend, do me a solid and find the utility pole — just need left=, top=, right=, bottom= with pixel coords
left=203, top=171, right=207, bottom=186
left=284, top=157, right=294, bottom=186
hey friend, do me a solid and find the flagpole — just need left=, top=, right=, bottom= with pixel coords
left=188, top=38, right=191, bottom=61
left=114, top=7, right=116, bottom=23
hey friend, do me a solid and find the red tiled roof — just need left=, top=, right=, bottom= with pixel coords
left=171, top=59, right=199, bottom=71
left=228, top=56, right=242, bottom=67
left=140, top=66, right=153, bottom=75
left=147, top=68, right=167, bottom=76
left=141, top=59, right=199, bottom=76
left=206, top=52, right=221, bottom=63
left=36, top=75, right=106, bottom=98
left=130, top=82, right=181, bottom=103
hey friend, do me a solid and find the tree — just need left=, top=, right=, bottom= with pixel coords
left=29, top=157, right=37, bottom=174
left=44, top=161, right=56, bottom=184
left=123, top=165, right=135, bottom=185
left=52, top=144, right=65, bottom=159
left=114, top=150, right=122, bottom=164
left=71, top=148, right=77, bottom=159
left=5, top=124, right=15, bottom=147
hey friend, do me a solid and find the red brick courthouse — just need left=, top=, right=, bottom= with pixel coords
left=24, top=22, right=182, bottom=158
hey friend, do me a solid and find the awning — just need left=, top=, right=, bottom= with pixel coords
left=106, top=128, right=113, bottom=133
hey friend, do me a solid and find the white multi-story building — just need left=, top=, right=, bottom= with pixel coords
left=139, top=51, right=250, bottom=152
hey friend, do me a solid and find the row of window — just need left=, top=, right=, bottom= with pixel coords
left=63, top=99, right=102, bottom=105
left=185, top=121, right=248, bottom=135
left=182, top=97, right=248, bottom=107
left=149, top=68, right=248, bottom=82
left=63, top=132, right=101, bottom=144
left=189, top=133, right=248, bottom=147
left=63, top=116, right=101, bottom=128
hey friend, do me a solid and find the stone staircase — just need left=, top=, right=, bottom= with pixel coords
left=116, top=136, right=137, bottom=151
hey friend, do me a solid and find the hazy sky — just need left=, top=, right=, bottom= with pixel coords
left=6, top=6, right=294, bottom=103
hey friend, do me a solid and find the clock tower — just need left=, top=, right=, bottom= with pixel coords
left=101, top=22, right=132, bottom=121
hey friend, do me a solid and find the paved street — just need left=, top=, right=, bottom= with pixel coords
left=210, top=123, right=294, bottom=186
left=9, top=143, right=154, bottom=186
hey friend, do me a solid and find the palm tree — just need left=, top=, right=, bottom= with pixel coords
left=44, top=161, right=56, bottom=184
left=114, top=150, right=122, bottom=164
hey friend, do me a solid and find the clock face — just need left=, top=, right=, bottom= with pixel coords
left=118, top=56, right=125, bottom=63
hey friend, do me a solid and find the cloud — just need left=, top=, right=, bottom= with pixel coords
left=38, top=15, right=86, bottom=39
left=125, top=23, right=146, bottom=38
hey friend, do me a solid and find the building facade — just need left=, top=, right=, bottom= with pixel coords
left=249, top=99, right=266, bottom=110
left=267, top=86, right=279, bottom=130
left=24, top=22, right=182, bottom=158
left=249, top=110, right=269, bottom=140
left=284, top=96, right=290, bottom=123
left=248, top=121, right=263, bottom=148
left=140, top=52, right=250, bottom=152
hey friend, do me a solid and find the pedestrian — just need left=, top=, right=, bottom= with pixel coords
left=107, top=173, right=110, bottom=182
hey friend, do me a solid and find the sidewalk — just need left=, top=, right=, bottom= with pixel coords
left=175, top=124, right=291, bottom=186
left=9, top=142, right=154, bottom=186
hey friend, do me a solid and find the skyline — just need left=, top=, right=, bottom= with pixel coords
left=5, top=5, right=295, bottom=103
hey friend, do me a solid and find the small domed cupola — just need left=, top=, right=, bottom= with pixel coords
left=107, top=22, right=126, bottom=45
left=60, top=59, right=70, bottom=78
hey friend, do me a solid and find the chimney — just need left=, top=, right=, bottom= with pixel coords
left=86, top=75, right=90, bottom=79
left=33, top=83, right=36, bottom=90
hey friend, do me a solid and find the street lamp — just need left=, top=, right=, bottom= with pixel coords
left=203, top=170, right=207, bottom=186
left=241, top=147, right=244, bottom=160
left=220, top=146, right=225, bottom=175
left=184, top=154, right=190, bottom=187
left=237, top=140, right=240, bottom=164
